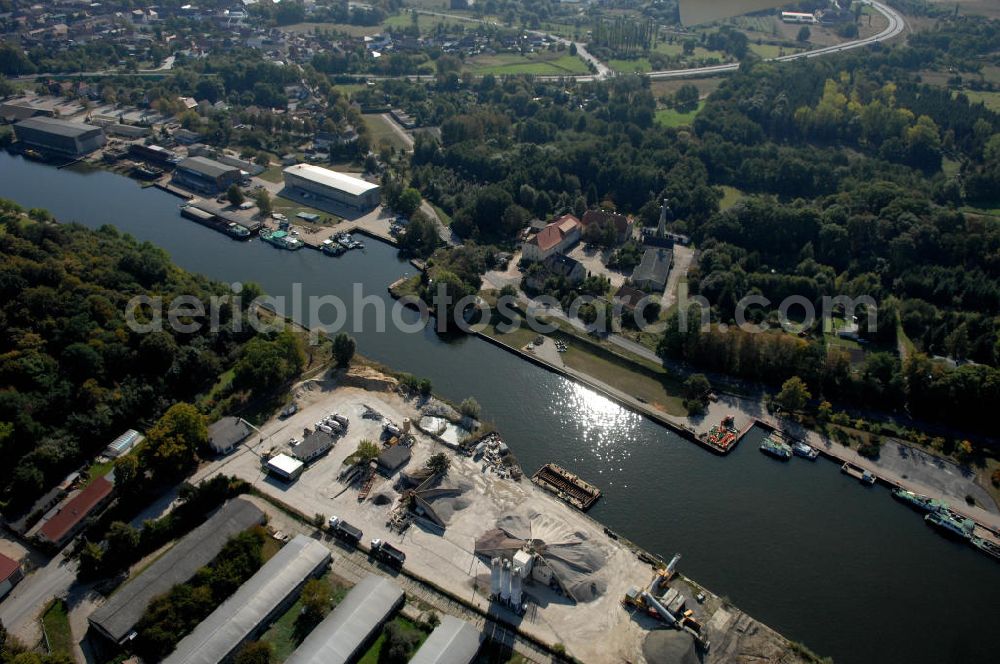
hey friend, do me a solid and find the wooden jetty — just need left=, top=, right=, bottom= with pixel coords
left=531, top=463, right=601, bottom=511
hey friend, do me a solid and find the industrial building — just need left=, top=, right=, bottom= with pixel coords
left=89, top=498, right=266, bottom=644
left=285, top=575, right=404, bottom=664
left=266, top=453, right=304, bottom=481
left=409, top=616, right=482, bottom=664
left=282, top=164, right=380, bottom=212
left=208, top=416, right=253, bottom=455
left=172, top=156, right=242, bottom=194
left=13, top=117, right=106, bottom=157
left=163, top=535, right=331, bottom=664
left=37, top=476, right=114, bottom=548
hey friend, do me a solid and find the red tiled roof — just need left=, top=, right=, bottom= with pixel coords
left=530, top=215, right=580, bottom=252
left=39, top=477, right=113, bottom=544
left=0, top=553, right=19, bottom=582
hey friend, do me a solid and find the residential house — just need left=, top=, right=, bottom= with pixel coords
left=0, top=554, right=24, bottom=599
left=522, top=214, right=581, bottom=262
left=37, top=476, right=114, bottom=548
left=581, top=209, right=634, bottom=245
left=208, top=416, right=253, bottom=455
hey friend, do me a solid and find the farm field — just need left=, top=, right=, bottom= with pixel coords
left=463, top=52, right=589, bottom=75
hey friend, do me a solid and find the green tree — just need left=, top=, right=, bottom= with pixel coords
left=459, top=397, right=480, bottom=419
left=143, top=403, right=206, bottom=478
left=683, top=374, right=711, bottom=401
left=380, top=622, right=421, bottom=664
left=674, top=84, right=700, bottom=113
left=354, top=439, right=380, bottom=463
left=253, top=189, right=272, bottom=217
left=233, top=329, right=305, bottom=392
left=396, top=188, right=422, bottom=216
left=425, top=452, right=451, bottom=476
left=797, top=26, right=811, bottom=42
left=777, top=376, right=811, bottom=413
left=332, top=333, right=356, bottom=368
left=227, top=184, right=245, bottom=207
left=234, top=641, right=272, bottom=664
left=300, top=578, right=331, bottom=621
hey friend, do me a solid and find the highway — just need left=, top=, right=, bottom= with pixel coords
left=545, top=0, right=906, bottom=81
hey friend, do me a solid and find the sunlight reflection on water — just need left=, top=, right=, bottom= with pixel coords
left=553, top=382, right=642, bottom=488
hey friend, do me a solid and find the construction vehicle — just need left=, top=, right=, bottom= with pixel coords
left=328, top=516, right=362, bottom=545
left=622, top=553, right=709, bottom=650
left=371, top=538, right=406, bottom=568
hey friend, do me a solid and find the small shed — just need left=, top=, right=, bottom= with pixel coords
left=376, top=446, right=411, bottom=476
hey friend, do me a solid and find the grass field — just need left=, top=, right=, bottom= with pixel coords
left=463, top=52, right=589, bottom=76
left=557, top=335, right=688, bottom=417
left=42, top=599, right=73, bottom=656
left=748, top=42, right=798, bottom=59
left=961, top=89, right=1000, bottom=112
left=654, top=101, right=705, bottom=128
left=718, top=185, right=744, bottom=210
left=363, top=114, right=411, bottom=152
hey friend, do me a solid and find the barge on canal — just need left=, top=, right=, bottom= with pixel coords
left=180, top=204, right=253, bottom=240
left=531, top=463, right=601, bottom=511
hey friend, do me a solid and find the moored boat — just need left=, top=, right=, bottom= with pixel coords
left=760, top=435, right=792, bottom=460
left=792, top=441, right=818, bottom=459
left=891, top=487, right=947, bottom=513
left=971, top=536, right=1000, bottom=561
left=925, top=511, right=974, bottom=540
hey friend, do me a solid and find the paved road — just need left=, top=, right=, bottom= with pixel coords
left=13, top=2, right=905, bottom=87
left=546, top=0, right=907, bottom=81
left=0, top=552, right=78, bottom=638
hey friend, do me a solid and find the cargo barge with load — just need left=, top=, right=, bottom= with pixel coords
left=180, top=204, right=253, bottom=240
left=531, top=463, right=601, bottom=511
left=698, top=415, right=752, bottom=454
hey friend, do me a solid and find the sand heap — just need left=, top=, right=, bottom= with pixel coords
left=475, top=510, right=607, bottom=602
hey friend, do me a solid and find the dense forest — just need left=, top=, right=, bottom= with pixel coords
left=0, top=201, right=267, bottom=514
left=383, top=16, right=1000, bottom=432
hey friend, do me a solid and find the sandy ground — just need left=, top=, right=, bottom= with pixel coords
left=191, top=377, right=804, bottom=664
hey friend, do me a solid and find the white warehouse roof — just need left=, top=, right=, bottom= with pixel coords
left=409, top=615, right=482, bottom=664
left=285, top=575, right=404, bottom=664
left=163, top=535, right=330, bottom=664
left=267, top=453, right=303, bottom=476
left=283, top=163, right=379, bottom=197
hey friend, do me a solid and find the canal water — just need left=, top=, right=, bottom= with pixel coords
left=2, top=152, right=998, bottom=664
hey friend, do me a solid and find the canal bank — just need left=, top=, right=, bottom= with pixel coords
left=2, top=152, right=1000, bottom=664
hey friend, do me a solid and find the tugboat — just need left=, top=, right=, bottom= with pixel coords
left=792, top=441, right=819, bottom=460
left=225, top=222, right=251, bottom=239
left=925, top=511, right=974, bottom=540
left=759, top=434, right=792, bottom=460
left=891, top=487, right=947, bottom=513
